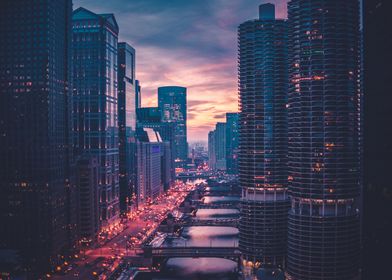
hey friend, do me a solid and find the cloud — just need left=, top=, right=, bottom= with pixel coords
left=73, top=0, right=287, bottom=141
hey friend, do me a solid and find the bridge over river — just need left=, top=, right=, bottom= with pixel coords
left=181, top=218, right=238, bottom=227
left=143, top=246, right=240, bottom=260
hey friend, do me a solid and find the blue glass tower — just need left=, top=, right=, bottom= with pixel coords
left=238, top=3, right=289, bottom=269
left=286, top=0, right=362, bottom=279
left=72, top=7, right=120, bottom=228
left=158, top=86, right=187, bottom=166
left=118, top=42, right=137, bottom=214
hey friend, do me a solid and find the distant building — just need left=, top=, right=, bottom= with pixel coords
left=136, top=128, right=169, bottom=205
left=158, top=86, right=188, bottom=167
left=208, top=131, right=216, bottom=170
left=118, top=42, right=137, bottom=214
left=0, top=0, right=74, bottom=276
left=208, top=122, right=227, bottom=171
left=72, top=7, right=120, bottom=227
left=215, top=122, right=226, bottom=170
left=76, top=157, right=99, bottom=243
left=226, top=113, right=239, bottom=174
left=137, top=107, right=175, bottom=188
left=135, top=80, right=141, bottom=109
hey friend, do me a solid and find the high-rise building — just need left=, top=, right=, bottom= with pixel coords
left=137, top=107, right=175, bottom=188
left=76, top=156, right=99, bottom=243
left=226, top=113, right=239, bottom=174
left=215, top=122, right=227, bottom=170
left=158, top=86, right=188, bottom=166
left=208, top=131, right=216, bottom=170
left=136, top=128, right=167, bottom=205
left=286, top=1, right=362, bottom=279
left=135, top=80, right=142, bottom=109
left=118, top=42, right=137, bottom=214
left=72, top=8, right=120, bottom=228
left=238, top=3, right=289, bottom=269
left=0, top=0, right=74, bottom=276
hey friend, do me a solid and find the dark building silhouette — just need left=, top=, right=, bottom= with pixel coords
left=208, top=130, right=216, bottom=170
left=238, top=3, right=289, bottom=270
left=158, top=86, right=188, bottom=166
left=0, top=0, right=74, bottom=276
left=363, top=0, right=392, bottom=279
left=76, top=156, right=99, bottom=243
left=118, top=42, right=137, bottom=214
left=286, top=0, right=362, bottom=279
left=226, top=113, right=239, bottom=174
left=72, top=7, right=120, bottom=229
left=135, top=80, right=142, bottom=109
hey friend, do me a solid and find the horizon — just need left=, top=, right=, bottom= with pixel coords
left=73, top=0, right=287, bottom=141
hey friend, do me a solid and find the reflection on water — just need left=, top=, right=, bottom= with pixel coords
left=202, top=196, right=240, bottom=204
left=196, top=209, right=239, bottom=219
left=162, top=257, right=238, bottom=279
left=164, top=226, right=238, bottom=247
left=135, top=181, right=241, bottom=279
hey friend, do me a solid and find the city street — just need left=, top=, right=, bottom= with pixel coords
left=51, top=181, right=196, bottom=280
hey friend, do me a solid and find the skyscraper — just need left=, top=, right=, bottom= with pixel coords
left=215, top=122, right=227, bottom=171
left=72, top=8, right=120, bottom=229
left=238, top=3, right=289, bottom=270
left=136, top=128, right=166, bottom=205
left=0, top=0, right=73, bottom=276
left=286, top=0, right=362, bottom=279
left=208, top=131, right=216, bottom=170
left=118, top=42, right=137, bottom=214
left=135, top=80, right=142, bottom=109
left=226, top=113, right=239, bottom=174
left=137, top=107, right=175, bottom=188
left=158, top=86, right=188, bottom=166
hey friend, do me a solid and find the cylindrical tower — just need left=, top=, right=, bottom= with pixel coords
left=238, top=3, right=289, bottom=269
left=286, top=0, right=362, bottom=279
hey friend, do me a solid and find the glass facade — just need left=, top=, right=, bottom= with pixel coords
left=118, top=42, right=136, bottom=214
left=286, top=0, right=362, bottom=279
left=158, top=86, right=188, bottom=164
left=0, top=0, right=74, bottom=276
left=72, top=8, right=120, bottom=226
left=238, top=3, right=289, bottom=268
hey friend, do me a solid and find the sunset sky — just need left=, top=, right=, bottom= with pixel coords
left=74, top=0, right=287, bottom=142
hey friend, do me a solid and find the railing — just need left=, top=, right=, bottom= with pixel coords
left=147, top=246, right=240, bottom=258
left=183, top=218, right=239, bottom=227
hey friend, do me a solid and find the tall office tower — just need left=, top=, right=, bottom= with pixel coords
left=135, top=80, right=142, bottom=109
left=238, top=3, right=289, bottom=270
left=118, top=42, right=137, bottom=214
left=226, top=113, right=239, bottom=174
left=137, top=107, right=175, bottom=188
left=215, top=122, right=227, bottom=170
left=208, top=130, right=216, bottom=170
left=0, top=0, right=73, bottom=276
left=72, top=8, right=120, bottom=229
left=136, top=128, right=166, bottom=205
left=158, top=86, right=188, bottom=166
left=286, top=1, right=361, bottom=279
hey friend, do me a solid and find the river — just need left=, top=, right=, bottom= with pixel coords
left=134, top=191, right=241, bottom=280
